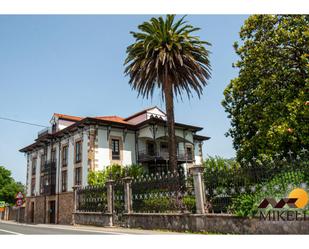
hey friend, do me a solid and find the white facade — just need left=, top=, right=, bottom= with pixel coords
left=21, top=107, right=208, bottom=198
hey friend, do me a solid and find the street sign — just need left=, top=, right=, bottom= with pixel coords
left=16, top=192, right=24, bottom=199
left=16, top=199, right=23, bottom=207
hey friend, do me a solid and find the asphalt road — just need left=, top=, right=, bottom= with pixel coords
left=0, top=221, right=179, bottom=235
left=0, top=221, right=130, bottom=235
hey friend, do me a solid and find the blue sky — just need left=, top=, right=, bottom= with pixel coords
left=0, top=15, right=248, bottom=183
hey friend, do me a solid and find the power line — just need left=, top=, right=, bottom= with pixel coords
left=0, top=116, right=48, bottom=128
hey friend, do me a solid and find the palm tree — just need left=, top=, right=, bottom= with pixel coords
left=124, top=15, right=211, bottom=171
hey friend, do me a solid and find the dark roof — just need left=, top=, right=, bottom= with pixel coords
left=193, top=134, right=211, bottom=141
left=135, top=117, right=203, bottom=132
left=20, top=114, right=207, bottom=153
left=124, top=106, right=166, bottom=121
left=20, top=117, right=136, bottom=153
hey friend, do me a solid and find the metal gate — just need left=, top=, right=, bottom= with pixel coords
left=113, top=179, right=125, bottom=226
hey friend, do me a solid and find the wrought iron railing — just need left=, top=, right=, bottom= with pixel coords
left=77, top=185, right=108, bottom=212
left=138, top=150, right=193, bottom=162
left=203, top=151, right=309, bottom=215
left=37, top=127, right=52, bottom=138
left=131, top=168, right=195, bottom=213
left=40, top=161, right=57, bottom=196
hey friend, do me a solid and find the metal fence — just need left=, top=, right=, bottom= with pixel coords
left=75, top=150, right=309, bottom=217
left=114, top=179, right=125, bottom=219
left=77, top=185, right=108, bottom=212
left=204, top=152, right=309, bottom=214
left=131, top=168, right=196, bottom=213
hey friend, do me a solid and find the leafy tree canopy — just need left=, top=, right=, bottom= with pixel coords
left=222, top=15, right=309, bottom=161
left=0, top=166, right=25, bottom=205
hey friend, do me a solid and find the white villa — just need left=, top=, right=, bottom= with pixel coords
left=20, top=106, right=209, bottom=224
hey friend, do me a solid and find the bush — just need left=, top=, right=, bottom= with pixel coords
left=87, top=164, right=146, bottom=185
left=142, top=196, right=172, bottom=213
left=183, top=195, right=196, bottom=213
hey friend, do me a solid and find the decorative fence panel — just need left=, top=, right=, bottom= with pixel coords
left=77, top=185, right=108, bottom=212
left=113, top=179, right=125, bottom=223
left=131, top=168, right=196, bottom=213
left=204, top=151, right=309, bottom=215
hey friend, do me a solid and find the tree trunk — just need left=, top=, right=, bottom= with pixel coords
left=163, top=75, right=178, bottom=172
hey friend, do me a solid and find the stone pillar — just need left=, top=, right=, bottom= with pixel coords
left=106, top=180, right=115, bottom=214
left=72, top=186, right=79, bottom=225
left=105, top=180, right=115, bottom=227
left=123, top=177, right=133, bottom=214
left=191, top=165, right=206, bottom=214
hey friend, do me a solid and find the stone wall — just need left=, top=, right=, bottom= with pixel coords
left=25, top=193, right=73, bottom=225
left=73, top=212, right=113, bottom=227
left=25, top=196, right=45, bottom=224
left=0, top=207, right=25, bottom=223
left=122, top=213, right=309, bottom=234
left=58, top=192, right=74, bottom=224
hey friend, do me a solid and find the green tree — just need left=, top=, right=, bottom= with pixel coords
left=222, top=15, right=309, bottom=161
left=125, top=15, right=211, bottom=171
left=0, top=166, right=25, bottom=205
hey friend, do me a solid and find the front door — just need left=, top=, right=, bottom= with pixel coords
left=49, top=201, right=56, bottom=224
left=30, top=202, right=34, bottom=223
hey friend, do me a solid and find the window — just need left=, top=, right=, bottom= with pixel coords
left=52, top=123, right=57, bottom=133
left=62, top=145, right=68, bottom=167
left=40, top=175, right=44, bottom=194
left=51, top=149, right=56, bottom=163
left=61, top=170, right=67, bottom=192
left=32, top=158, right=37, bottom=176
left=160, top=142, right=168, bottom=152
left=40, top=153, right=46, bottom=171
left=147, top=141, right=155, bottom=156
left=31, top=178, right=35, bottom=196
left=112, top=139, right=120, bottom=160
left=186, top=147, right=193, bottom=160
left=75, top=141, right=82, bottom=163
left=74, top=167, right=82, bottom=186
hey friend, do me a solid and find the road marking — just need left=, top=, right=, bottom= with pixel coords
left=37, top=226, right=130, bottom=235
left=0, top=229, right=23, bottom=235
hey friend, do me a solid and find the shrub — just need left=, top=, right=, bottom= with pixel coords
left=142, top=196, right=172, bottom=213
left=87, top=164, right=146, bottom=185
left=183, top=195, right=196, bottom=213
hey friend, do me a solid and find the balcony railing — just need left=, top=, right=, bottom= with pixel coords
left=40, top=161, right=57, bottom=196
left=41, top=184, right=56, bottom=196
left=138, top=150, right=193, bottom=162
left=37, top=127, right=52, bottom=138
left=41, top=161, right=56, bottom=173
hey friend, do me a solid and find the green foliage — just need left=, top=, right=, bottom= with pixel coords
left=0, top=166, right=25, bottom=205
left=230, top=170, right=309, bottom=217
left=222, top=15, right=309, bottom=161
left=142, top=196, right=172, bottom=213
left=124, top=14, right=211, bottom=100
left=203, top=156, right=242, bottom=189
left=87, top=171, right=106, bottom=186
left=87, top=164, right=146, bottom=186
left=183, top=195, right=196, bottom=213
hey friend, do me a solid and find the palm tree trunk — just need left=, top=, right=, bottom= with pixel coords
left=163, top=75, right=178, bottom=172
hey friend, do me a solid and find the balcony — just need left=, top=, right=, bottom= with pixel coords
left=41, top=161, right=56, bottom=174
left=41, top=184, right=56, bottom=196
left=138, top=150, right=193, bottom=163
left=37, top=127, right=52, bottom=138
left=40, top=161, right=57, bottom=196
